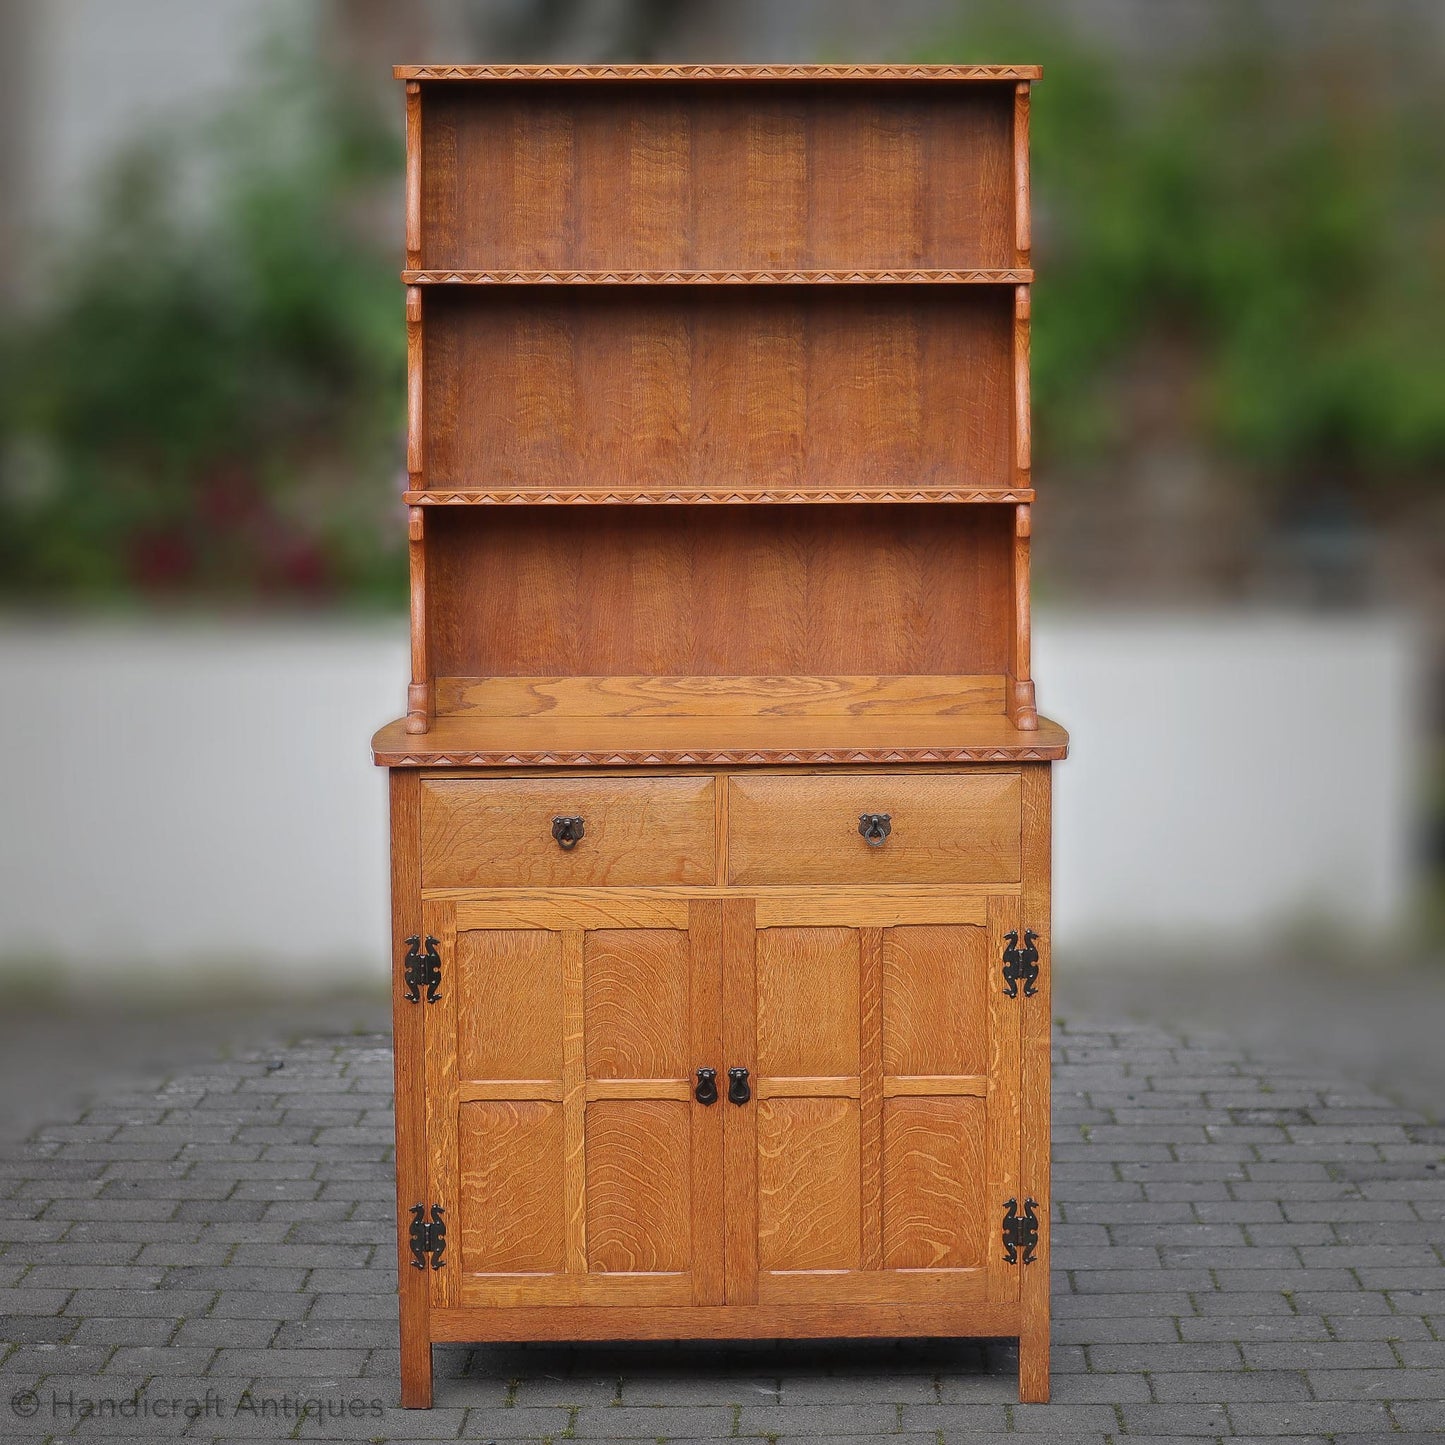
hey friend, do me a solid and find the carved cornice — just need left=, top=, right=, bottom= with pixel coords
left=394, top=64, right=1041, bottom=82
left=401, top=269, right=1034, bottom=286
left=376, top=747, right=1066, bottom=766
left=403, top=488, right=1035, bottom=506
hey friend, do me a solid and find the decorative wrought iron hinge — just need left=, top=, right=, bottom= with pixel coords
left=1002, top=1197, right=1040, bottom=1265
left=1001, top=929, right=1040, bottom=998
left=409, top=1203, right=446, bottom=1269
left=403, top=935, right=442, bottom=1004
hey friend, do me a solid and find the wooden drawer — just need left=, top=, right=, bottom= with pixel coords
left=420, top=776, right=716, bottom=888
left=726, top=772, right=1021, bottom=885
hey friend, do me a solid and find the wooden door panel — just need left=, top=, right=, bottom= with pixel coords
left=457, top=928, right=562, bottom=1080
left=756, top=927, right=859, bottom=1078
left=585, top=928, right=689, bottom=1078
left=431, top=897, right=723, bottom=1309
left=458, top=1101, right=565, bottom=1272
left=757, top=1097, right=861, bottom=1272
left=586, top=1099, right=691, bottom=1273
left=882, top=1096, right=987, bottom=1269
left=882, top=923, right=989, bottom=1076
left=737, top=894, right=1020, bottom=1306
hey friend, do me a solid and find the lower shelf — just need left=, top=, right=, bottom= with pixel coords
left=372, top=712, right=1068, bottom=767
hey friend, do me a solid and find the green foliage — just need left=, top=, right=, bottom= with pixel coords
left=0, top=42, right=405, bottom=606
left=915, top=8, right=1445, bottom=481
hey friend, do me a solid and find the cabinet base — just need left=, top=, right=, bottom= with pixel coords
left=400, top=1302, right=1048, bottom=1408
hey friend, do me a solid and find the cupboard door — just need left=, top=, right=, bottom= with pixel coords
left=723, top=893, right=1021, bottom=1307
left=424, top=894, right=724, bottom=1309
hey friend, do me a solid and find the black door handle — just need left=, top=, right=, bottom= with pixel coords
left=694, top=1067, right=718, bottom=1105
left=858, top=812, right=892, bottom=846
left=727, top=1067, right=751, bottom=1105
left=551, top=815, right=585, bottom=850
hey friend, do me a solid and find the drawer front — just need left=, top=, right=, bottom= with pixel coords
left=727, top=772, right=1021, bottom=885
left=421, top=777, right=716, bottom=888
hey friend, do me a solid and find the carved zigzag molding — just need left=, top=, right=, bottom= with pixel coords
left=396, top=64, right=1040, bottom=82
left=403, top=489, right=1035, bottom=506
left=376, top=746, right=1065, bottom=766
left=402, top=269, right=1034, bottom=286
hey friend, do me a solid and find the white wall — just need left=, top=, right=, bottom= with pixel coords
left=0, top=613, right=1419, bottom=987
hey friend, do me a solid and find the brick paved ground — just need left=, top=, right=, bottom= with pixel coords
left=1, top=1010, right=1442, bottom=1444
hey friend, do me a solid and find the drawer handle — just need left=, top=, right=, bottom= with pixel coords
left=694, top=1068, right=718, bottom=1106
left=858, top=812, right=892, bottom=847
left=727, top=1067, right=751, bottom=1106
left=551, top=815, right=585, bottom=850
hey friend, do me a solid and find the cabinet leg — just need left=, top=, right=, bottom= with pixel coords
left=400, top=1326, right=433, bottom=1408
left=1018, top=1324, right=1050, bottom=1403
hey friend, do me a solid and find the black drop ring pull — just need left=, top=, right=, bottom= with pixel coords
left=552, top=815, right=585, bottom=850
left=858, top=812, right=892, bottom=846
left=727, top=1067, right=751, bottom=1106
left=694, top=1067, right=718, bottom=1105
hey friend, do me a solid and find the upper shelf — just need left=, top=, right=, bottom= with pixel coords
left=394, top=64, right=1041, bottom=83
left=402, top=268, right=1033, bottom=286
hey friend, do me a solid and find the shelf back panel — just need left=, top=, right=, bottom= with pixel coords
left=426, top=504, right=1013, bottom=679
left=422, top=287, right=1013, bottom=495
left=420, top=82, right=1017, bottom=273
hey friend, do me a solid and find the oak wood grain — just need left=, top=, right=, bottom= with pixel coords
left=457, top=1099, right=566, bottom=1272
left=423, top=289, right=1013, bottom=495
left=689, top=899, right=726, bottom=1304
left=883, top=1097, right=987, bottom=1270
left=420, top=776, right=715, bottom=887
left=728, top=772, right=1022, bottom=885
left=389, top=773, right=431, bottom=1407
left=585, top=1099, right=691, bottom=1273
left=418, top=81, right=1020, bottom=273
left=437, top=673, right=1008, bottom=719
left=1019, top=764, right=1053, bottom=1401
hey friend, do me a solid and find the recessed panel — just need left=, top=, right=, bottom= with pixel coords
left=585, top=929, right=690, bottom=1079
left=757, top=1098, right=861, bottom=1272
left=883, top=1096, right=987, bottom=1269
left=756, top=927, right=859, bottom=1078
left=458, top=1100, right=566, bottom=1272
left=883, top=924, right=990, bottom=1077
left=585, top=1100, right=692, bottom=1273
left=457, top=929, right=562, bottom=1081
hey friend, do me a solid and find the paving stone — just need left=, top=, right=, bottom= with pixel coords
left=572, top=1404, right=740, bottom=1437
left=1230, top=1399, right=1398, bottom=1433
left=3, top=1012, right=1443, bottom=1444
left=68, top=1315, right=177, bottom=1346
left=1149, top=1368, right=1312, bottom=1401
left=1115, top=1400, right=1233, bottom=1434
left=1242, top=1339, right=1400, bottom=1369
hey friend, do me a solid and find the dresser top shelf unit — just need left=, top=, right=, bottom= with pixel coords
left=384, top=67, right=1053, bottom=754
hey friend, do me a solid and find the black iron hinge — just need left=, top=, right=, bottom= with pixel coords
left=409, top=1203, right=446, bottom=1269
left=1001, top=929, right=1040, bottom=998
left=403, top=935, right=442, bottom=1004
left=1002, top=1196, right=1040, bottom=1265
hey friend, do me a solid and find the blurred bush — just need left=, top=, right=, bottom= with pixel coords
left=1, top=8, right=1440, bottom=609
left=0, top=45, right=405, bottom=607
left=918, top=8, right=1445, bottom=495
